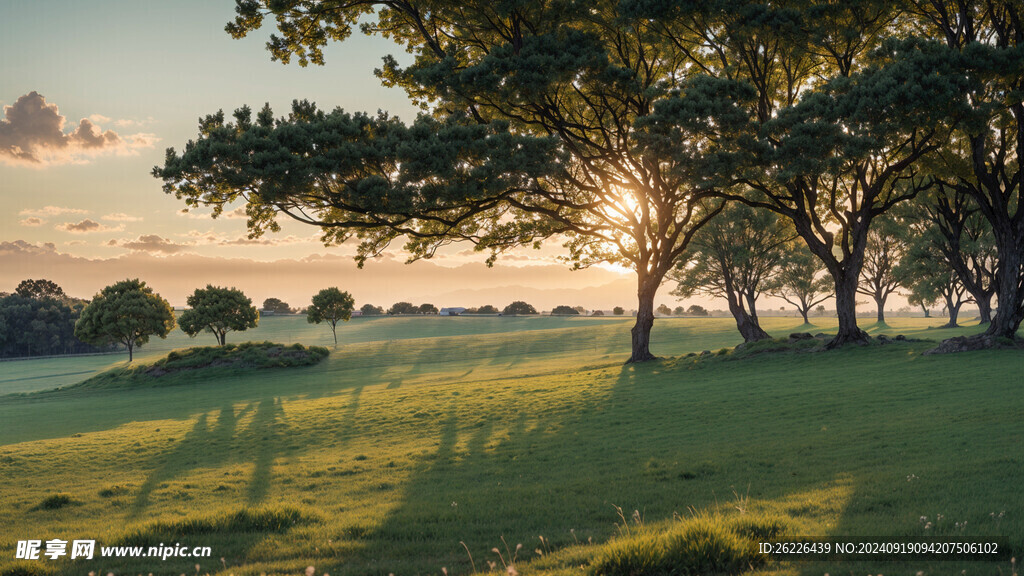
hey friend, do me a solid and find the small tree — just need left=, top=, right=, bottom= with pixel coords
left=592, top=310, right=605, bottom=316
left=551, top=305, right=580, bottom=316
left=418, top=303, right=438, bottom=315
left=857, top=218, right=907, bottom=324
left=307, top=287, right=354, bottom=345
left=766, top=241, right=834, bottom=324
left=74, top=278, right=175, bottom=362
left=476, top=305, right=499, bottom=315
left=262, top=297, right=292, bottom=314
left=360, top=304, right=383, bottom=316
left=612, top=306, right=625, bottom=316
left=388, top=302, right=418, bottom=315
left=502, top=301, right=537, bottom=315
left=178, top=285, right=259, bottom=345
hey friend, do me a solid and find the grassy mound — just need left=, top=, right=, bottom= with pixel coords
left=68, top=341, right=329, bottom=389
left=589, top=514, right=785, bottom=575
left=113, top=506, right=314, bottom=546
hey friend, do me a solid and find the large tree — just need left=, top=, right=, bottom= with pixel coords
left=154, top=0, right=779, bottom=362
left=631, top=2, right=975, bottom=347
left=669, top=203, right=789, bottom=342
left=74, top=279, right=175, bottom=362
left=178, top=285, right=259, bottom=346
left=307, top=287, right=355, bottom=345
left=908, top=1, right=1024, bottom=340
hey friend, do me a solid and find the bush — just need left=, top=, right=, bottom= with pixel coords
left=551, top=305, right=580, bottom=315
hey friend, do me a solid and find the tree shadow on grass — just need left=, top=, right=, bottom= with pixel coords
left=129, top=395, right=297, bottom=517
left=325, top=359, right=850, bottom=575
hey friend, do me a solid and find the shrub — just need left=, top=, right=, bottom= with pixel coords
left=33, top=493, right=75, bottom=510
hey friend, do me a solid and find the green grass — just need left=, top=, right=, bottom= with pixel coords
left=0, top=315, right=1020, bottom=576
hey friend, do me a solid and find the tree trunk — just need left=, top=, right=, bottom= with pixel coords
left=629, top=275, right=659, bottom=363
left=729, top=293, right=770, bottom=343
left=127, top=342, right=134, bottom=362
left=874, top=295, right=886, bottom=324
left=976, top=295, right=993, bottom=324
left=945, top=298, right=961, bottom=328
left=799, top=306, right=810, bottom=324
left=829, top=270, right=870, bottom=348
left=985, top=235, right=1024, bottom=339
left=331, top=323, right=338, bottom=345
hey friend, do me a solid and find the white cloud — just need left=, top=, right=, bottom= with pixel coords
left=19, top=217, right=44, bottom=226
left=0, top=92, right=160, bottom=166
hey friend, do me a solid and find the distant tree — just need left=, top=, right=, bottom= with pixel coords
left=502, top=301, right=537, bottom=315
left=592, top=310, right=605, bottom=316
left=0, top=293, right=101, bottom=357
left=15, top=279, right=66, bottom=300
left=766, top=241, right=834, bottom=324
left=178, top=285, right=259, bottom=346
left=911, top=187, right=997, bottom=324
left=670, top=204, right=789, bottom=342
left=360, top=304, right=384, bottom=316
left=572, top=306, right=587, bottom=314
left=612, top=307, right=625, bottom=316
left=656, top=304, right=673, bottom=316
left=476, top=305, right=499, bottom=315
left=388, top=302, right=418, bottom=315
left=857, top=218, right=908, bottom=323
left=74, top=279, right=175, bottom=362
left=673, top=306, right=685, bottom=316
left=687, top=305, right=709, bottom=317
left=418, top=303, right=438, bottom=315
left=307, top=287, right=354, bottom=345
left=262, top=297, right=293, bottom=314
left=897, top=233, right=970, bottom=328
left=551, top=305, right=580, bottom=316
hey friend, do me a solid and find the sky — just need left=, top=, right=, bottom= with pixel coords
left=1, top=1, right=899, bottom=315
left=0, top=0, right=654, bottom=310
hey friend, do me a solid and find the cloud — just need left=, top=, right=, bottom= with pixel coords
left=102, top=212, right=143, bottom=222
left=117, top=234, right=189, bottom=254
left=19, top=217, right=44, bottom=226
left=88, top=114, right=111, bottom=124
left=19, top=205, right=88, bottom=217
left=0, top=92, right=160, bottom=166
left=176, top=206, right=248, bottom=220
left=55, top=219, right=123, bottom=233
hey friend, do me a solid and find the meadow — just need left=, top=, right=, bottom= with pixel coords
left=0, top=315, right=1020, bottom=576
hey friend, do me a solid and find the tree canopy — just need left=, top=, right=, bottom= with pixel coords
left=74, top=279, right=175, bottom=362
left=263, top=297, right=293, bottom=314
left=15, top=278, right=66, bottom=300
left=178, top=285, right=259, bottom=346
left=502, top=301, right=537, bottom=315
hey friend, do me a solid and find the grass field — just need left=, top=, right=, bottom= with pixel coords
left=0, top=315, right=1020, bottom=576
